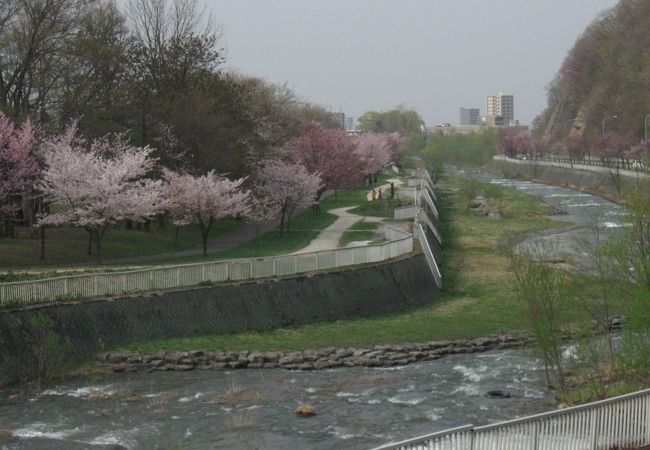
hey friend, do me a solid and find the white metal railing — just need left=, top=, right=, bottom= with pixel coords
left=421, top=188, right=439, bottom=220
left=0, top=227, right=413, bottom=306
left=372, top=388, right=650, bottom=450
left=415, top=224, right=442, bottom=288
left=493, top=155, right=650, bottom=180
left=417, top=209, right=442, bottom=246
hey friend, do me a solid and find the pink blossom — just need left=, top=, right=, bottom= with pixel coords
left=353, top=133, right=392, bottom=178
left=255, top=160, right=322, bottom=235
left=163, top=170, right=250, bottom=256
left=0, top=113, right=40, bottom=233
left=291, top=123, right=362, bottom=192
left=39, top=125, right=166, bottom=261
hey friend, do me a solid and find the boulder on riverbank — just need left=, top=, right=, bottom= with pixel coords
left=97, top=334, right=529, bottom=374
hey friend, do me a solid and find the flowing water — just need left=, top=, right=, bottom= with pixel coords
left=0, top=349, right=555, bottom=450
left=463, top=169, right=624, bottom=271
left=0, top=173, right=623, bottom=450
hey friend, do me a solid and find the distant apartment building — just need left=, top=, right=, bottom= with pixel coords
left=486, top=92, right=514, bottom=126
left=344, top=116, right=354, bottom=131
left=459, top=107, right=480, bottom=125
left=328, top=112, right=345, bottom=129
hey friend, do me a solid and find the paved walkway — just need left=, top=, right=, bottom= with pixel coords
left=292, top=207, right=383, bottom=254
left=366, top=177, right=404, bottom=201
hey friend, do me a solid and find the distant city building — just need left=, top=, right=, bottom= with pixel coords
left=328, top=112, right=345, bottom=129
left=459, top=107, right=480, bottom=125
left=344, top=116, right=354, bottom=131
left=486, top=92, right=514, bottom=126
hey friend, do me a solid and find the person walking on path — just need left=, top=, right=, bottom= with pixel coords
left=371, top=190, right=376, bottom=200
left=377, top=189, right=383, bottom=200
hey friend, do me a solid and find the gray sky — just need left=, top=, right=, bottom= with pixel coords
left=206, top=0, right=618, bottom=126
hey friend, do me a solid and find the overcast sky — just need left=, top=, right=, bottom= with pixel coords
left=206, top=0, right=618, bottom=126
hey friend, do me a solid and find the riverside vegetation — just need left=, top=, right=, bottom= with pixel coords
left=117, top=175, right=611, bottom=394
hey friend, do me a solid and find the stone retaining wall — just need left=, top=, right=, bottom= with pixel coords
left=0, top=254, right=437, bottom=386
left=99, top=334, right=528, bottom=373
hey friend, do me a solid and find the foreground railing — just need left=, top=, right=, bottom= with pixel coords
left=0, top=226, right=413, bottom=306
left=372, top=388, right=650, bottom=450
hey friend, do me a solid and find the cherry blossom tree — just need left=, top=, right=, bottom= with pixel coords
left=495, top=128, right=522, bottom=158
left=0, top=113, right=40, bottom=238
left=353, top=133, right=392, bottom=183
left=256, top=160, right=322, bottom=235
left=39, top=126, right=166, bottom=262
left=244, top=191, right=280, bottom=245
left=291, top=123, right=362, bottom=196
left=163, top=170, right=250, bottom=256
left=383, top=132, right=408, bottom=160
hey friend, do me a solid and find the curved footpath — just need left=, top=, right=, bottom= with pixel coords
left=366, top=177, right=404, bottom=201
left=292, top=206, right=382, bottom=254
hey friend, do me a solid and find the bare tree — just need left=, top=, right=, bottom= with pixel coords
left=0, top=0, right=90, bottom=118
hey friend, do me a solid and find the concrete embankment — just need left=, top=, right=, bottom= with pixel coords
left=0, top=254, right=437, bottom=386
left=487, top=158, right=649, bottom=203
left=98, top=334, right=527, bottom=373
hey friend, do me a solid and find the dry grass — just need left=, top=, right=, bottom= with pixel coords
left=0, top=428, right=13, bottom=439
left=218, top=383, right=264, bottom=406
left=226, top=411, right=254, bottom=431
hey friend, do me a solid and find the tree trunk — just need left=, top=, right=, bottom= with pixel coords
left=279, top=208, right=287, bottom=237
left=94, top=229, right=103, bottom=264
left=174, top=226, right=180, bottom=245
left=40, top=227, right=45, bottom=260
left=87, top=230, right=93, bottom=255
left=202, top=232, right=208, bottom=256
left=287, top=207, right=296, bottom=233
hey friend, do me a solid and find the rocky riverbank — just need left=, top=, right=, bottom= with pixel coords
left=98, top=334, right=529, bottom=373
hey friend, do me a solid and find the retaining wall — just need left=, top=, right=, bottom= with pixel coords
left=0, top=254, right=437, bottom=385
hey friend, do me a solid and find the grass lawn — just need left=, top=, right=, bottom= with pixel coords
left=338, top=220, right=380, bottom=247
left=0, top=182, right=380, bottom=276
left=350, top=198, right=406, bottom=218
left=0, top=219, right=243, bottom=271
left=118, top=174, right=610, bottom=353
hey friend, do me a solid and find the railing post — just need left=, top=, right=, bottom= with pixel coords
left=64, top=277, right=68, bottom=295
left=293, top=255, right=298, bottom=273
left=94, top=275, right=98, bottom=296
left=250, top=260, right=254, bottom=278
left=590, top=407, right=600, bottom=449
left=176, top=267, right=180, bottom=285
left=645, top=393, right=650, bottom=443
left=532, top=421, right=539, bottom=450
left=273, top=259, right=277, bottom=276
left=201, top=265, right=205, bottom=282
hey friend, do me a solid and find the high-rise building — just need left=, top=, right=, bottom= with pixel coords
left=459, top=107, right=480, bottom=125
left=486, top=92, right=514, bottom=125
left=344, top=116, right=354, bottom=131
left=328, top=112, right=345, bottom=129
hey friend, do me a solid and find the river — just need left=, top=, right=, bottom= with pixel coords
left=463, top=169, right=624, bottom=271
left=0, top=173, right=623, bottom=450
left=1, top=349, right=554, bottom=450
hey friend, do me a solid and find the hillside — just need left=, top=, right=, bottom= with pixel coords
left=534, top=0, right=650, bottom=141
